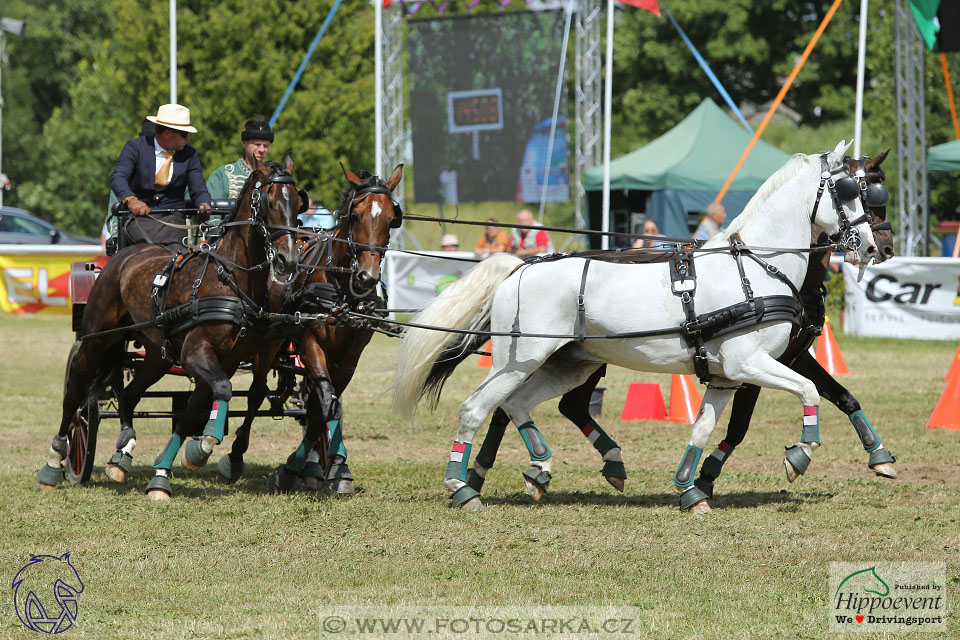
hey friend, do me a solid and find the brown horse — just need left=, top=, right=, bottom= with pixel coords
left=217, top=164, right=403, bottom=495
left=38, top=157, right=304, bottom=500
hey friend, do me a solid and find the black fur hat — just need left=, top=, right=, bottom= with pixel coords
left=241, top=116, right=274, bottom=142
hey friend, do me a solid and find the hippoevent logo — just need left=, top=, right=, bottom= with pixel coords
left=11, top=553, right=83, bottom=634
left=829, top=562, right=946, bottom=632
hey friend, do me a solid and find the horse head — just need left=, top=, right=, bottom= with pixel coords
left=12, top=552, right=84, bottom=634
left=236, top=154, right=303, bottom=286
left=845, top=150, right=894, bottom=264
left=814, top=140, right=878, bottom=269
left=338, top=163, right=403, bottom=296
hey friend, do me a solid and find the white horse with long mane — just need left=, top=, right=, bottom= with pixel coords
left=394, top=141, right=878, bottom=513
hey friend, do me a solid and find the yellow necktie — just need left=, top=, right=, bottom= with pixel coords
left=155, top=151, right=174, bottom=188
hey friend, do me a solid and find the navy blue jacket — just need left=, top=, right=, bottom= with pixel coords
left=110, top=135, right=211, bottom=209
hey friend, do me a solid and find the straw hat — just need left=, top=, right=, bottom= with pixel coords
left=146, top=103, right=198, bottom=133
left=441, top=233, right=460, bottom=247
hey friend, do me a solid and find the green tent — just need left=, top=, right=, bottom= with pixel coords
left=927, top=138, right=960, bottom=172
left=584, top=97, right=791, bottom=241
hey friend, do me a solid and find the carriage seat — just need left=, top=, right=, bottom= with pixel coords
left=106, top=199, right=236, bottom=255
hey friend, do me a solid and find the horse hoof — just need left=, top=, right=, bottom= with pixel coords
left=104, top=463, right=128, bottom=484
left=303, top=476, right=321, bottom=491
left=459, top=496, right=485, bottom=512
left=688, top=499, right=712, bottom=515
left=605, top=475, right=625, bottom=492
left=37, top=481, right=57, bottom=492
left=872, top=462, right=897, bottom=479
left=523, top=477, right=546, bottom=502
left=147, top=488, right=171, bottom=502
left=181, top=439, right=210, bottom=471
left=521, top=467, right=551, bottom=502
left=783, top=459, right=800, bottom=483
left=329, top=478, right=355, bottom=496
left=217, top=454, right=244, bottom=484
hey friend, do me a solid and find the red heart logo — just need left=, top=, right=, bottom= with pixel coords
left=855, top=615, right=864, bottom=623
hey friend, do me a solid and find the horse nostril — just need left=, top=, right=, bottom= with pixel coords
left=865, top=245, right=876, bottom=255
left=883, top=246, right=895, bottom=257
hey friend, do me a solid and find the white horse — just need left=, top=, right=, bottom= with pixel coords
left=394, top=141, right=878, bottom=513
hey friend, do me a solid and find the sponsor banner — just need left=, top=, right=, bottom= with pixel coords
left=0, top=245, right=102, bottom=314
left=843, top=257, right=960, bottom=340
left=384, top=251, right=478, bottom=314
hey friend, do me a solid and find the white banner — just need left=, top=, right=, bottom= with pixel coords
left=843, top=257, right=960, bottom=340
left=384, top=251, right=478, bottom=313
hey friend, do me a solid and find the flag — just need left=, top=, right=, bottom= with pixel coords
left=617, top=0, right=661, bottom=16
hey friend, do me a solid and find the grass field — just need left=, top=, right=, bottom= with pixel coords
left=1, top=313, right=958, bottom=639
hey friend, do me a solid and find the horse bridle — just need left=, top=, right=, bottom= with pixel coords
left=336, top=182, right=401, bottom=282
left=810, top=154, right=872, bottom=252
left=248, top=168, right=307, bottom=282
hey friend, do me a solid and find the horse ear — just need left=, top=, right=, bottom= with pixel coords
left=830, top=140, right=851, bottom=167
left=868, top=149, right=890, bottom=170
left=284, top=152, right=295, bottom=175
left=385, top=164, right=403, bottom=192
left=341, top=162, right=363, bottom=187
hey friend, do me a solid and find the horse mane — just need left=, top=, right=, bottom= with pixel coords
left=703, top=152, right=812, bottom=248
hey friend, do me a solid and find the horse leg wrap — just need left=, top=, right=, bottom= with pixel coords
left=849, top=410, right=881, bottom=452
left=327, top=419, right=347, bottom=461
left=679, top=485, right=711, bottom=511
left=517, top=422, right=552, bottom=462
left=267, top=464, right=299, bottom=493
left=801, top=405, right=820, bottom=445
left=579, top=419, right=617, bottom=457
left=153, top=433, right=185, bottom=470
left=185, top=400, right=229, bottom=467
left=699, top=441, right=735, bottom=482
left=600, top=459, right=627, bottom=480
left=868, top=447, right=896, bottom=468
left=38, top=437, right=67, bottom=486
left=325, top=455, right=353, bottom=481
left=673, top=445, right=703, bottom=489
left=300, top=447, right=323, bottom=480
left=445, top=441, right=472, bottom=491
left=522, top=466, right=552, bottom=491
left=465, top=468, right=486, bottom=493
left=109, top=429, right=137, bottom=474
left=145, top=469, right=172, bottom=496
left=466, top=418, right=508, bottom=493
left=450, top=484, right=481, bottom=508
left=784, top=445, right=811, bottom=476
left=217, top=453, right=245, bottom=483
left=284, top=437, right=313, bottom=475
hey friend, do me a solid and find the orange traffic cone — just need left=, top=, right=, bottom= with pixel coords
left=816, top=318, right=850, bottom=375
left=620, top=383, right=666, bottom=421
left=477, top=340, right=492, bottom=368
left=665, top=374, right=703, bottom=423
left=944, top=344, right=960, bottom=381
left=926, top=373, right=960, bottom=430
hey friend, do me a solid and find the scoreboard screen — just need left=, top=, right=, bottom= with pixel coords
left=447, top=89, right=503, bottom=133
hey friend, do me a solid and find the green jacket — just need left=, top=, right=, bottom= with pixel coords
left=207, top=159, right=252, bottom=200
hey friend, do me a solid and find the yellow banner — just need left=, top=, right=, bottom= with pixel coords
left=0, top=252, right=100, bottom=314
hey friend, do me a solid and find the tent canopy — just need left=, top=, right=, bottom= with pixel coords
left=583, top=98, right=792, bottom=238
left=927, top=138, right=960, bottom=172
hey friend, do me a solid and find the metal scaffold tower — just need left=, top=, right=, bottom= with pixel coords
left=894, top=0, right=928, bottom=257
left=574, top=0, right=603, bottom=230
left=378, top=3, right=407, bottom=247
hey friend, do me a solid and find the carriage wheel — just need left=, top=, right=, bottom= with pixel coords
left=65, top=396, right=100, bottom=485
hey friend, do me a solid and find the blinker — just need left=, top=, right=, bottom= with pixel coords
left=865, top=183, right=889, bottom=207
left=833, top=176, right=860, bottom=202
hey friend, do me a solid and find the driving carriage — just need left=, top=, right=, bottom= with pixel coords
left=43, top=159, right=403, bottom=502
left=61, top=199, right=310, bottom=485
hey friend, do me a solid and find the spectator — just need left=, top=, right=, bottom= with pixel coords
left=441, top=233, right=460, bottom=251
left=109, top=103, right=211, bottom=247
left=511, top=209, right=553, bottom=258
left=693, top=201, right=726, bottom=242
left=299, top=195, right=335, bottom=229
left=632, top=218, right=669, bottom=249
left=474, top=218, right=510, bottom=258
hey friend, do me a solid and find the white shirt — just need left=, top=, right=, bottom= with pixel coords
left=153, top=138, right=174, bottom=186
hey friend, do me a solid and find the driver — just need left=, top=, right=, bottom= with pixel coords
left=110, top=103, right=211, bottom=247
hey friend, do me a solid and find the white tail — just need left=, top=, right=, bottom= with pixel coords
left=393, top=253, right=523, bottom=418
